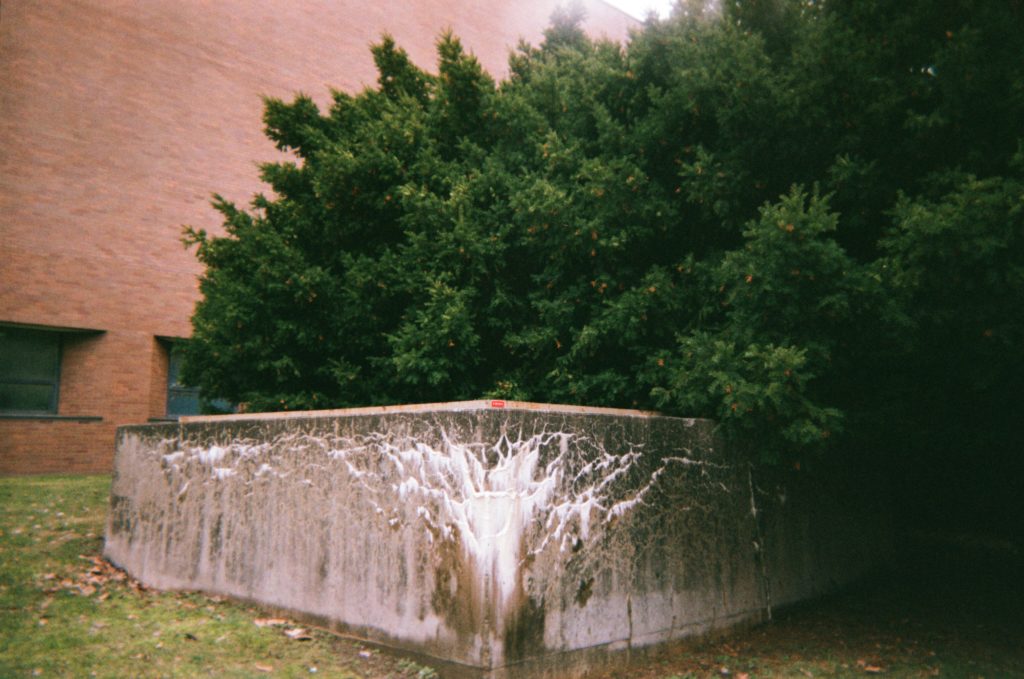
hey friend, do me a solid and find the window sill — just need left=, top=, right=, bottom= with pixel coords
left=0, top=414, right=103, bottom=422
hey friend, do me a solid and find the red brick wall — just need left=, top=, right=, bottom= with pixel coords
left=0, top=0, right=636, bottom=475
left=0, top=330, right=162, bottom=474
left=0, top=419, right=117, bottom=474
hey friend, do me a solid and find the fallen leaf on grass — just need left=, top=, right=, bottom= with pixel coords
left=254, top=618, right=289, bottom=627
left=285, top=627, right=313, bottom=640
left=856, top=658, right=885, bottom=674
left=45, top=555, right=140, bottom=598
left=254, top=662, right=274, bottom=672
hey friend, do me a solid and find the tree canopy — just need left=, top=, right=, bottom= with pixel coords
left=183, top=0, right=1024, bottom=469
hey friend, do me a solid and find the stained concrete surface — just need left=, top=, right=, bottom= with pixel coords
left=105, top=401, right=888, bottom=677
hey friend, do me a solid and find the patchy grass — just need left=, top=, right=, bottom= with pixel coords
left=2, top=475, right=1021, bottom=678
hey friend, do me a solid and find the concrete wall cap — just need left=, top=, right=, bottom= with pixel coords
left=178, top=400, right=698, bottom=424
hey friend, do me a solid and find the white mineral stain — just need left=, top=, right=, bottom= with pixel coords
left=161, top=451, right=184, bottom=466
left=197, top=446, right=226, bottom=465
left=134, top=426, right=713, bottom=622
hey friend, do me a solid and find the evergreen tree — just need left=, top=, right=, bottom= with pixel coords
left=183, top=2, right=1023, bottom=475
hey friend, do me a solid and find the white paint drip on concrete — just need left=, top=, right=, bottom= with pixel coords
left=151, top=427, right=716, bottom=612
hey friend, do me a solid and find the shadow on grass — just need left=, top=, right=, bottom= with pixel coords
left=590, top=535, right=1024, bottom=678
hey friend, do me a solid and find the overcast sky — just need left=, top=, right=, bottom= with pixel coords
left=603, top=0, right=676, bottom=20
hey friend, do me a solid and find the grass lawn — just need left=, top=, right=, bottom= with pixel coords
left=1, top=475, right=1021, bottom=678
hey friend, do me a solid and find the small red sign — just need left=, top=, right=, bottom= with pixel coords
left=490, top=400, right=506, bottom=409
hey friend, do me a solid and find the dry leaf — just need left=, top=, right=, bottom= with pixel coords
left=864, top=666, right=883, bottom=674
left=254, top=662, right=274, bottom=672
left=254, top=618, right=288, bottom=627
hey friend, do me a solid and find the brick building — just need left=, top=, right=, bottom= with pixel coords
left=0, top=1, right=636, bottom=474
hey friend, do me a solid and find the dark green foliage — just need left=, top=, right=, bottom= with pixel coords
left=647, top=189, right=891, bottom=461
left=183, top=2, right=1024, bottom=468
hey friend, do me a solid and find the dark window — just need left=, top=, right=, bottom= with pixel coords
left=0, top=326, right=61, bottom=414
left=164, top=342, right=233, bottom=419
left=167, top=345, right=201, bottom=418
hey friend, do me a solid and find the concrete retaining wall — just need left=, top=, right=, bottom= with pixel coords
left=104, top=401, right=886, bottom=677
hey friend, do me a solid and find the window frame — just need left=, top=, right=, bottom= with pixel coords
left=0, top=325, right=63, bottom=415
left=157, top=336, right=234, bottom=420
left=164, top=340, right=202, bottom=419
